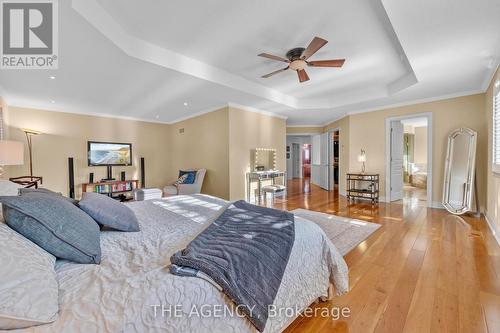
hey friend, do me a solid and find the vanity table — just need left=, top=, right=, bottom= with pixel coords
left=246, top=148, right=286, bottom=203
left=246, top=170, right=286, bottom=203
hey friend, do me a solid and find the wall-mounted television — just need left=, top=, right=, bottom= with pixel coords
left=88, top=141, right=132, bottom=166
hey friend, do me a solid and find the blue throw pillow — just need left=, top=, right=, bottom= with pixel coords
left=179, top=170, right=197, bottom=184
left=19, top=187, right=79, bottom=205
left=78, top=192, right=140, bottom=232
left=0, top=195, right=101, bottom=264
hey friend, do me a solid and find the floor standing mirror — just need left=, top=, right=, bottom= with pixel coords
left=442, top=127, right=478, bottom=215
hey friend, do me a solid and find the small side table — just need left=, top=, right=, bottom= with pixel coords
left=346, top=173, right=379, bottom=204
left=9, top=176, right=43, bottom=189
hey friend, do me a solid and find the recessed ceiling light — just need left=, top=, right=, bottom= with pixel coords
left=155, top=115, right=160, bottom=119
left=50, top=100, right=56, bottom=104
left=49, top=75, right=56, bottom=80
left=183, top=102, right=188, bottom=106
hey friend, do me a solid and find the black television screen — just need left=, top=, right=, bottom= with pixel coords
left=88, top=141, right=132, bottom=166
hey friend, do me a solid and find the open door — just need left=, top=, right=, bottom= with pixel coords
left=311, top=133, right=330, bottom=190
left=390, top=120, right=404, bottom=201
left=292, top=143, right=301, bottom=178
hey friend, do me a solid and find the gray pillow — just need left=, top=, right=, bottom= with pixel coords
left=0, top=195, right=101, bottom=264
left=78, top=193, right=140, bottom=232
left=19, top=187, right=79, bottom=205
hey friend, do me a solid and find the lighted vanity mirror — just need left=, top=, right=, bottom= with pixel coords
left=442, top=127, right=477, bottom=215
left=250, top=148, right=277, bottom=171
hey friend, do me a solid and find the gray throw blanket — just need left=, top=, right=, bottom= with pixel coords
left=170, top=200, right=295, bottom=332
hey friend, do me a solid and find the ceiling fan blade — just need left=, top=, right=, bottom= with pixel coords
left=297, top=69, right=310, bottom=83
left=258, top=53, right=290, bottom=63
left=308, top=59, right=345, bottom=67
left=261, top=66, right=289, bottom=78
left=301, top=37, right=328, bottom=60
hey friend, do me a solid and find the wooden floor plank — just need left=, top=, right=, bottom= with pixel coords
left=277, top=179, right=499, bottom=333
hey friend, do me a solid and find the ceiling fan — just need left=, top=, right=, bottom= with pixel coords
left=258, top=36, right=345, bottom=83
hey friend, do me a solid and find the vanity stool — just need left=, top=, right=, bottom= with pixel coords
left=261, top=184, right=286, bottom=204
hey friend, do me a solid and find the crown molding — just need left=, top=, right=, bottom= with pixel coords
left=227, top=103, right=288, bottom=120
left=286, top=124, right=323, bottom=128
left=322, top=88, right=486, bottom=128
left=166, top=105, right=229, bottom=124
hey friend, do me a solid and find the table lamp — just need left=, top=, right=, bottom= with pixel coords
left=0, top=140, right=24, bottom=177
left=357, top=149, right=366, bottom=174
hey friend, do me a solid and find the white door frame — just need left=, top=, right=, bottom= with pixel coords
left=328, top=127, right=341, bottom=191
left=385, top=112, right=433, bottom=207
left=291, top=143, right=301, bottom=179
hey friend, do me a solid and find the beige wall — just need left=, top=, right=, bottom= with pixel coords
left=414, top=126, right=427, bottom=165
left=168, top=107, right=230, bottom=199
left=324, top=94, right=487, bottom=207
left=229, top=107, right=286, bottom=200
left=486, top=66, right=500, bottom=241
left=4, top=106, right=170, bottom=198
left=286, top=126, right=323, bottom=135
left=3, top=105, right=285, bottom=201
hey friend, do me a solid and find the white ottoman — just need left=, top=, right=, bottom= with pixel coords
left=133, top=188, right=163, bottom=201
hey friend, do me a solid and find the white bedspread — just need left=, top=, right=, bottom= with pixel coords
left=16, top=195, right=348, bottom=333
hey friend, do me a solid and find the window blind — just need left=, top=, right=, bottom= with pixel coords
left=494, top=91, right=500, bottom=168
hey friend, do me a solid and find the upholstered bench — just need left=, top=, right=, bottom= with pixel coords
left=261, top=184, right=286, bottom=202
left=133, top=188, right=163, bottom=201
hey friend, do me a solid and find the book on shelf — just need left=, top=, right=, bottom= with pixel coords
left=85, top=181, right=135, bottom=194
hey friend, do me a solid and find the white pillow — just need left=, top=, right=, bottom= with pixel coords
left=0, top=179, right=22, bottom=196
left=0, top=180, right=22, bottom=222
left=0, top=224, right=59, bottom=329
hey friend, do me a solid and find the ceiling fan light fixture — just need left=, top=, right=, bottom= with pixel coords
left=258, top=37, right=344, bottom=83
left=289, top=60, right=307, bottom=71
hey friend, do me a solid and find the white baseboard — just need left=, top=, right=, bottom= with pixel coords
left=430, top=201, right=445, bottom=209
left=484, top=213, right=500, bottom=247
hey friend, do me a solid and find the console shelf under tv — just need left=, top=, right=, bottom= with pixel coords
left=82, top=180, right=139, bottom=201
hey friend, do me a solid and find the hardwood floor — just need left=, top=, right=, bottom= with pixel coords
left=265, top=179, right=500, bottom=333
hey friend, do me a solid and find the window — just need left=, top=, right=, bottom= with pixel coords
left=494, top=87, right=500, bottom=173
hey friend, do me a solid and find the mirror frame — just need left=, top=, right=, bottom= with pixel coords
left=442, top=127, right=477, bottom=215
left=250, top=148, right=277, bottom=172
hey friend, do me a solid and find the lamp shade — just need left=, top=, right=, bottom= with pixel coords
left=0, top=140, right=24, bottom=165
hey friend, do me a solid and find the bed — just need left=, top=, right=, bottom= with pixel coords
left=410, top=163, right=427, bottom=189
left=11, top=194, right=348, bottom=333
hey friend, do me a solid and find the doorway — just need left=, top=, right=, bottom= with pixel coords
left=292, top=143, right=301, bottom=179
left=386, top=113, right=432, bottom=207
left=286, top=135, right=314, bottom=194
left=332, top=130, right=340, bottom=189
left=309, top=128, right=341, bottom=192
left=302, top=144, right=311, bottom=179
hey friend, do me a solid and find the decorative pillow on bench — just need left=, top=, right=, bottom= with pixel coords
left=0, top=195, right=101, bottom=264
left=178, top=170, right=197, bottom=184
left=173, top=173, right=189, bottom=187
left=78, top=192, right=140, bottom=232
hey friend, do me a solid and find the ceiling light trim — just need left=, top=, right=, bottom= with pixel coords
left=72, top=0, right=298, bottom=109
left=72, top=0, right=418, bottom=111
left=227, top=102, right=288, bottom=120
